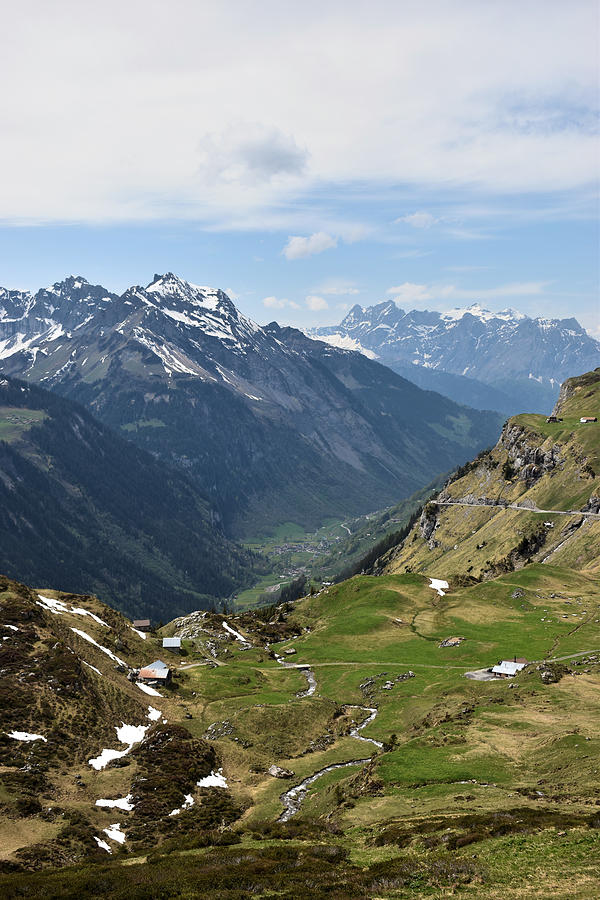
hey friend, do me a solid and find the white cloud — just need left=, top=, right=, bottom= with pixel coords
left=438, top=281, right=547, bottom=300
left=394, top=249, right=433, bottom=259
left=395, top=211, right=439, bottom=228
left=386, top=283, right=433, bottom=303
left=225, top=287, right=240, bottom=300
left=283, top=232, right=338, bottom=260
left=198, top=125, right=308, bottom=185
left=0, top=2, right=596, bottom=225
left=306, top=294, right=329, bottom=311
left=386, top=280, right=547, bottom=307
left=315, top=278, right=360, bottom=295
left=263, top=296, right=288, bottom=309
left=263, top=296, right=300, bottom=309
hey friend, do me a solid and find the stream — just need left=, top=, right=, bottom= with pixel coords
left=278, top=704, right=381, bottom=821
left=273, top=651, right=317, bottom=698
left=271, top=646, right=381, bottom=820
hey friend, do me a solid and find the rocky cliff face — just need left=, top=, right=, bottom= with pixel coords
left=500, top=423, right=562, bottom=484
left=552, top=368, right=600, bottom=417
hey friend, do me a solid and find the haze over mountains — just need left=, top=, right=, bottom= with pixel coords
left=314, top=301, right=600, bottom=414
left=0, top=273, right=501, bottom=537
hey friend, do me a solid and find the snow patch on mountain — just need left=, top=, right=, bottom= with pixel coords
left=311, top=332, right=379, bottom=359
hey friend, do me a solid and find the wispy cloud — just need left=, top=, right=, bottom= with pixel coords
left=386, top=280, right=548, bottom=305
left=283, top=232, right=338, bottom=260
left=393, top=249, right=433, bottom=259
left=306, top=294, right=329, bottom=311
left=263, top=296, right=300, bottom=309
left=440, top=281, right=547, bottom=300
left=394, top=211, right=440, bottom=228
left=314, top=278, right=360, bottom=295
left=386, top=283, right=433, bottom=303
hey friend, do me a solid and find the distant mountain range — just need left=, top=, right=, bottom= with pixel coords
left=0, top=274, right=502, bottom=536
left=0, top=375, right=262, bottom=619
left=312, top=301, right=600, bottom=414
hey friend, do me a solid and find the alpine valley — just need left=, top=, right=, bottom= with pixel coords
left=0, top=369, right=598, bottom=899
left=0, top=274, right=502, bottom=538
left=313, top=301, right=600, bottom=414
left=0, top=375, right=262, bottom=622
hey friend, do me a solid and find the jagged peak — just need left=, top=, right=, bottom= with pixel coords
left=145, top=272, right=220, bottom=299
left=44, top=275, right=91, bottom=294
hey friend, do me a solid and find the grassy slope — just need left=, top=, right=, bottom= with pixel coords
left=383, top=370, right=600, bottom=580
left=3, top=558, right=599, bottom=897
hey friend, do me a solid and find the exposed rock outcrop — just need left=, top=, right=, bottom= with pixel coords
left=501, top=423, right=562, bottom=484
left=419, top=502, right=440, bottom=548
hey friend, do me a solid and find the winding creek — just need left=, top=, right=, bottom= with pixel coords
left=271, top=647, right=382, bottom=820
left=278, top=704, right=382, bottom=822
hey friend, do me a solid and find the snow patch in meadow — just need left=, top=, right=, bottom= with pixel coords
left=429, top=578, right=449, bottom=597
left=96, top=794, right=134, bottom=811
left=223, top=621, right=248, bottom=643
left=7, top=731, right=47, bottom=742
left=103, top=823, right=126, bottom=844
left=147, top=706, right=161, bottom=721
left=94, top=836, right=112, bottom=853
left=169, top=794, right=195, bottom=816
left=130, top=627, right=147, bottom=640
left=136, top=682, right=162, bottom=697
left=197, top=768, right=228, bottom=788
left=117, top=723, right=148, bottom=744
left=88, top=722, right=149, bottom=770
left=83, top=661, right=102, bottom=675
left=38, top=594, right=108, bottom=626
left=2, top=624, right=18, bottom=631
left=70, top=628, right=126, bottom=666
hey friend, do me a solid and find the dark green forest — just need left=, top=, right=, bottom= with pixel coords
left=0, top=378, right=264, bottom=620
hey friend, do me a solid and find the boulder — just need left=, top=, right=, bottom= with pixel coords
left=268, top=765, right=295, bottom=779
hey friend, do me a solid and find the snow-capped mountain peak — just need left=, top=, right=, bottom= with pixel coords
left=441, top=303, right=528, bottom=323
left=145, top=272, right=222, bottom=307
left=313, top=298, right=599, bottom=413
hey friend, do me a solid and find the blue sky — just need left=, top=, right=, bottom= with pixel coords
left=1, top=1, right=598, bottom=334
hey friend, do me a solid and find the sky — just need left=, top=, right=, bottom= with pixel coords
left=1, top=0, right=598, bottom=334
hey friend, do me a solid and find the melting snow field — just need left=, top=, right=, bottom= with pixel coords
left=197, top=768, right=228, bottom=788
left=88, top=723, right=149, bottom=770
left=96, top=794, right=134, bottom=811
left=169, top=794, right=195, bottom=816
left=7, top=731, right=47, bottom=743
left=130, top=627, right=147, bottom=640
left=147, top=706, right=161, bottom=721
left=94, top=836, right=112, bottom=853
left=70, top=628, right=126, bottom=666
left=136, top=682, right=163, bottom=697
left=82, top=661, right=102, bottom=675
left=103, top=823, right=126, bottom=844
left=223, top=621, right=248, bottom=643
left=429, top=578, right=449, bottom=597
left=2, top=624, right=18, bottom=631
left=37, top=594, right=109, bottom=626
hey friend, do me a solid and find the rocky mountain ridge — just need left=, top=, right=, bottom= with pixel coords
left=0, top=274, right=502, bottom=536
left=313, top=300, right=600, bottom=413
